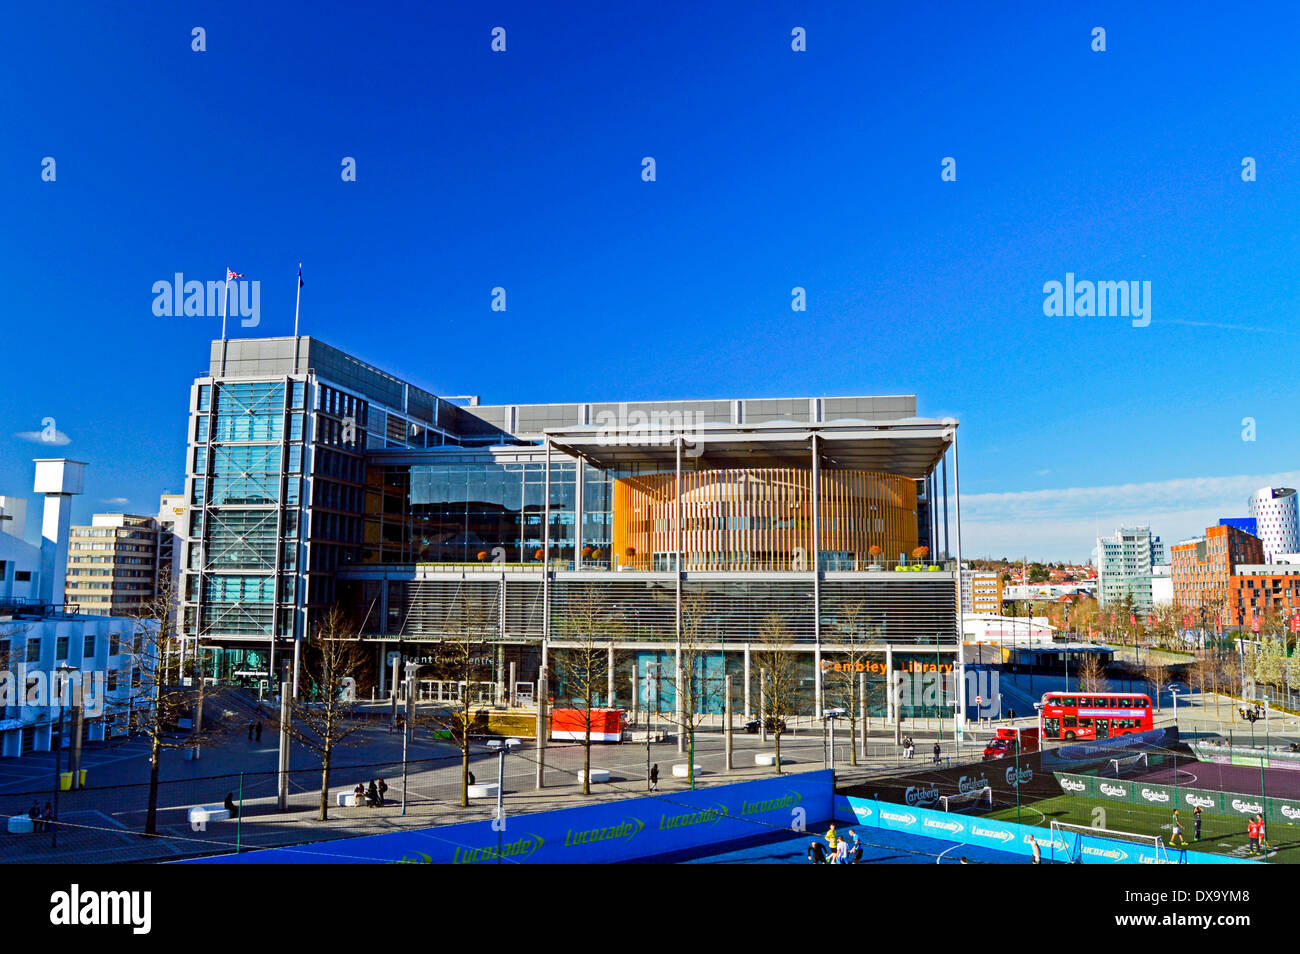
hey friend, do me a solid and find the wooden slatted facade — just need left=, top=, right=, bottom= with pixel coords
left=613, top=468, right=918, bottom=571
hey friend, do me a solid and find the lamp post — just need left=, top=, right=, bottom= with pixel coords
left=486, top=737, right=521, bottom=863
left=1169, top=687, right=1181, bottom=733
left=51, top=665, right=78, bottom=849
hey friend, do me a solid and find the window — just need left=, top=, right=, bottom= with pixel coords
left=26, top=639, right=39, bottom=662
left=56, top=636, right=68, bottom=661
left=83, top=634, right=96, bottom=658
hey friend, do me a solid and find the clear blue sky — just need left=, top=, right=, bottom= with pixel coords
left=1, top=0, right=1296, bottom=561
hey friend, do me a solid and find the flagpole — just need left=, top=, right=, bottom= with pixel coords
left=220, top=272, right=230, bottom=376
left=293, top=263, right=303, bottom=375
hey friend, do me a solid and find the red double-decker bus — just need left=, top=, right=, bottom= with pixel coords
left=1038, top=691, right=1153, bottom=741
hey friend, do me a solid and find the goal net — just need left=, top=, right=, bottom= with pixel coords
left=1050, top=820, right=1172, bottom=864
left=1107, top=752, right=1149, bottom=776
left=940, top=786, right=993, bottom=813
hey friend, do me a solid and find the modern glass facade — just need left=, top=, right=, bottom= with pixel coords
left=183, top=337, right=964, bottom=713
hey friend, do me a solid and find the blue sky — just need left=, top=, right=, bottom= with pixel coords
left=1, top=0, right=1296, bottom=561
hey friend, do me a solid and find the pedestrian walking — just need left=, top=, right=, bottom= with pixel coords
left=224, top=791, right=239, bottom=819
left=41, top=802, right=54, bottom=834
left=1193, top=806, right=1203, bottom=841
left=377, top=777, right=388, bottom=806
left=28, top=801, right=40, bottom=833
left=255, top=721, right=263, bottom=742
left=649, top=764, right=659, bottom=791
left=366, top=780, right=379, bottom=808
left=1169, top=810, right=1187, bottom=848
left=932, top=742, right=941, bottom=764
left=247, top=720, right=254, bottom=741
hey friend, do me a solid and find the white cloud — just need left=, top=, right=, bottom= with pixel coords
left=14, top=429, right=71, bottom=446
left=960, top=471, right=1300, bottom=561
left=101, top=497, right=129, bottom=506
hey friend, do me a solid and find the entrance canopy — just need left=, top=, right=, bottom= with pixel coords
left=545, top=418, right=957, bottom=479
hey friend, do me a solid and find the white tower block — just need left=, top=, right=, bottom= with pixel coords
left=33, top=459, right=86, bottom=607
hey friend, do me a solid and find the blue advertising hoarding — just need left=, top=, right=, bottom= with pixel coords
left=834, top=794, right=1249, bottom=865
left=182, top=771, right=834, bottom=864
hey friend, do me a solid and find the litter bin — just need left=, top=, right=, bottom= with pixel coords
left=57, top=769, right=88, bottom=791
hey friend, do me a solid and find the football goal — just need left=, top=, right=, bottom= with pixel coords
left=1050, top=820, right=1173, bottom=864
left=1107, top=751, right=1149, bottom=776
left=940, top=785, right=993, bottom=812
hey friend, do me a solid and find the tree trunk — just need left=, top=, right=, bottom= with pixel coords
left=460, top=739, right=470, bottom=808
left=850, top=715, right=858, bottom=767
left=583, top=712, right=592, bottom=796
left=774, top=731, right=782, bottom=774
left=319, top=737, right=331, bottom=821
left=145, top=735, right=161, bottom=835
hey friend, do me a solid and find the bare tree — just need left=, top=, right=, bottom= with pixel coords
left=1076, top=653, right=1109, bottom=694
left=659, top=592, right=725, bottom=786
left=752, top=614, right=801, bottom=774
left=1141, top=656, right=1170, bottom=712
left=420, top=587, right=495, bottom=807
left=276, top=607, right=368, bottom=821
left=120, top=583, right=228, bottom=835
left=823, top=599, right=871, bottom=765
left=552, top=584, right=625, bottom=795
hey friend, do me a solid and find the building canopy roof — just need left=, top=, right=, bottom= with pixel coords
left=544, top=418, right=957, bottom=478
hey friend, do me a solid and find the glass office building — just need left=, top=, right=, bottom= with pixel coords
left=183, top=336, right=968, bottom=718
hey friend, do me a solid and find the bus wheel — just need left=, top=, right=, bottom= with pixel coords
left=1065, top=731, right=1076, bottom=740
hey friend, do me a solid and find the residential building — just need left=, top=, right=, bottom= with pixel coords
left=1226, top=560, right=1300, bottom=630
left=1248, top=487, right=1299, bottom=563
left=1170, top=524, right=1265, bottom=620
left=64, top=514, right=161, bottom=615
left=960, top=569, right=1002, bottom=614
left=0, top=459, right=145, bottom=757
left=182, top=335, right=969, bottom=718
left=1094, top=526, right=1166, bottom=610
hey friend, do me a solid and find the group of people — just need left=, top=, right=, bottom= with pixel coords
left=246, top=720, right=264, bottom=742
left=807, top=823, right=864, bottom=864
left=1168, top=808, right=1202, bottom=847
left=26, top=801, right=54, bottom=833
left=1167, top=807, right=1269, bottom=855
left=352, top=778, right=389, bottom=807
left=1246, top=814, right=1269, bottom=855
left=897, top=737, right=941, bottom=763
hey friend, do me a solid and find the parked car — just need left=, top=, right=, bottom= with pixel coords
left=744, top=717, right=787, bottom=734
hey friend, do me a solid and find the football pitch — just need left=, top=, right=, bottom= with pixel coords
left=634, top=825, right=1030, bottom=864
left=987, top=796, right=1299, bottom=862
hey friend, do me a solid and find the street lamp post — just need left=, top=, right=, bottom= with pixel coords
left=486, top=737, right=521, bottom=863
left=51, top=665, right=78, bottom=849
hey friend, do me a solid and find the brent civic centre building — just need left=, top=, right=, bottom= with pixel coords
left=181, top=336, right=970, bottom=720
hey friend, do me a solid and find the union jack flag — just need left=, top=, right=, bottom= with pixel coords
left=226, top=268, right=244, bottom=280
